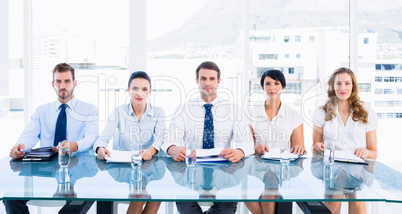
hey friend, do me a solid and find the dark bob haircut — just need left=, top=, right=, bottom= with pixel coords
left=128, top=71, right=152, bottom=88
left=260, top=69, right=286, bottom=89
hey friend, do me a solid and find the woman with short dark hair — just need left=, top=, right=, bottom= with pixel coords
left=246, top=69, right=306, bottom=214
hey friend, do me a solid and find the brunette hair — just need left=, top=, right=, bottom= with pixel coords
left=321, top=67, right=368, bottom=124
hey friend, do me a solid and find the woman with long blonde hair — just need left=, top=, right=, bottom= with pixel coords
left=312, top=67, right=378, bottom=213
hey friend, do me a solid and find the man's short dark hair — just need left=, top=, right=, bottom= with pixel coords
left=196, top=61, right=221, bottom=79
left=52, top=63, right=75, bottom=81
left=260, top=69, right=286, bottom=89
left=128, top=71, right=152, bottom=88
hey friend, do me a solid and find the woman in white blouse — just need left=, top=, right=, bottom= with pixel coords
left=245, top=69, right=306, bottom=214
left=312, top=67, right=378, bottom=214
left=94, top=71, right=165, bottom=214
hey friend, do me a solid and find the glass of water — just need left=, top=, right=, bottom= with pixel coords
left=280, top=164, right=290, bottom=188
left=58, top=140, right=70, bottom=168
left=129, top=168, right=143, bottom=195
left=186, top=141, right=196, bottom=167
left=185, top=167, right=196, bottom=190
left=131, top=143, right=142, bottom=169
left=324, top=141, right=335, bottom=165
left=280, top=141, right=291, bottom=165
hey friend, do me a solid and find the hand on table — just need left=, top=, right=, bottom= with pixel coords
left=313, top=142, right=325, bottom=153
left=96, top=147, right=111, bottom=160
left=10, top=144, right=26, bottom=159
left=220, top=148, right=244, bottom=163
left=254, top=144, right=269, bottom=155
left=167, top=146, right=185, bottom=162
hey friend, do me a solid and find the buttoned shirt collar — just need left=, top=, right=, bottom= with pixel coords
left=127, top=102, right=154, bottom=118
left=255, top=102, right=285, bottom=119
left=54, top=96, right=77, bottom=112
left=196, top=96, right=221, bottom=109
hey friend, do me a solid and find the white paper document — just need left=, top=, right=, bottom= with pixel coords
left=105, top=150, right=131, bottom=163
left=334, top=150, right=366, bottom=164
left=261, top=148, right=300, bottom=161
left=195, top=147, right=229, bottom=163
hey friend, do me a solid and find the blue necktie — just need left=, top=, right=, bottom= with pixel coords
left=202, top=104, right=214, bottom=149
left=54, top=104, right=67, bottom=146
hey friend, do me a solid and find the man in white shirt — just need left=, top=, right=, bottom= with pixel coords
left=161, top=61, right=253, bottom=214
left=5, top=63, right=98, bottom=214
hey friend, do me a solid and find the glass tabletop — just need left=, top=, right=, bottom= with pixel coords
left=0, top=152, right=400, bottom=203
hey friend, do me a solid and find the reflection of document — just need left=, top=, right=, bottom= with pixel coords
left=334, top=151, right=367, bottom=164
left=195, top=147, right=228, bottom=163
left=105, top=151, right=131, bottom=163
left=261, top=148, right=300, bottom=161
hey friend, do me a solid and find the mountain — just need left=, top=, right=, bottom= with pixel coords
left=148, top=0, right=402, bottom=57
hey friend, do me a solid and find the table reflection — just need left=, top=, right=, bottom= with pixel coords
left=96, top=156, right=166, bottom=198
left=310, top=155, right=375, bottom=199
left=8, top=153, right=98, bottom=199
left=251, top=155, right=304, bottom=199
left=162, top=157, right=250, bottom=199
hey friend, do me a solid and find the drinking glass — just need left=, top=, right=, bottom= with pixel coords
left=280, top=141, right=291, bottom=165
left=324, top=141, right=335, bottom=165
left=280, top=164, right=290, bottom=188
left=129, top=168, right=143, bottom=195
left=131, top=143, right=142, bottom=169
left=186, top=141, right=196, bottom=167
left=58, top=140, right=70, bottom=168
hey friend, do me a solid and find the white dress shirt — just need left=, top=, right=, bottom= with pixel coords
left=15, top=97, right=99, bottom=152
left=161, top=96, right=254, bottom=157
left=311, top=105, right=378, bottom=151
left=93, top=103, right=166, bottom=152
left=249, top=103, right=303, bottom=148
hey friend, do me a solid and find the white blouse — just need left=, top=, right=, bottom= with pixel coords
left=249, top=103, right=303, bottom=148
left=311, top=105, right=378, bottom=151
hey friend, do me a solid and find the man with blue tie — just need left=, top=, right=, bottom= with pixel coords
left=5, top=63, right=98, bottom=214
left=162, top=61, right=254, bottom=214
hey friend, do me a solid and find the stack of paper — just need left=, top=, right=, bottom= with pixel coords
left=196, top=147, right=228, bottom=163
left=105, top=151, right=131, bottom=163
left=334, top=150, right=367, bottom=164
left=261, top=148, right=300, bottom=161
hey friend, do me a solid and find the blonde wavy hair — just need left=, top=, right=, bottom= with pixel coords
left=321, top=67, right=368, bottom=124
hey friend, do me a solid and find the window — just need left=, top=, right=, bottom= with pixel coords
left=398, top=89, right=402, bottom=94
left=375, top=76, right=382, bottom=82
left=375, top=64, right=402, bottom=71
left=283, top=83, right=301, bottom=94
left=250, top=36, right=271, bottom=42
left=284, top=36, right=290, bottom=42
left=309, top=36, right=315, bottom=43
left=358, top=83, right=371, bottom=92
left=295, top=36, right=301, bottom=42
left=296, top=54, right=301, bottom=58
left=363, top=37, right=369, bottom=44
left=384, top=89, right=393, bottom=94
left=288, top=67, right=294, bottom=74
left=256, top=67, right=274, bottom=78
left=375, top=89, right=383, bottom=94
left=259, top=54, right=278, bottom=60
left=284, top=54, right=289, bottom=58
left=384, top=77, right=395, bottom=82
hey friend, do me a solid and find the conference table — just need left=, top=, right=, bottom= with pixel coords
left=1, top=151, right=402, bottom=214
